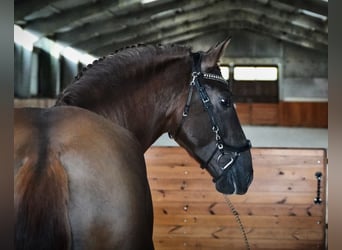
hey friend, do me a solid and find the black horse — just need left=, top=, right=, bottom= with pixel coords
left=14, top=39, right=253, bottom=249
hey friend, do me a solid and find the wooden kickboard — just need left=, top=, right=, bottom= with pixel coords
left=145, top=147, right=327, bottom=250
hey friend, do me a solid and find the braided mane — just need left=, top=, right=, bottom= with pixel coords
left=56, top=43, right=191, bottom=106
left=74, top=43, right=146, bottom=81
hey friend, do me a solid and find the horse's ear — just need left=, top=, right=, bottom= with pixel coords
left=201, top=37, right=231, bottom=72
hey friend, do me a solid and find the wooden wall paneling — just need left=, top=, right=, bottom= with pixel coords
left=251, top=103, right=279, bottom=125
left=235, top=103, right=279, bottom=126
left=235, top=102, right=328, bottom=128
left=310, top=102, right=328, bottom=128
left=279, top=102, right=328, bottom=128
left=145, top=147, right=327, bottom=250
left=235, top=103, right=252, bottom=124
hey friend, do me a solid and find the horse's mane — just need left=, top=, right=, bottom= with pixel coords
left=56, top=43, right=192, bottom=106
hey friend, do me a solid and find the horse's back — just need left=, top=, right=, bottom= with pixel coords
left=14, top=106, right=154, bottom=250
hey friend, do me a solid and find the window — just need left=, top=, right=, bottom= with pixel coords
left=219, top=66, right=229, bottom=80
left=234, top=66, right=278, bottom=81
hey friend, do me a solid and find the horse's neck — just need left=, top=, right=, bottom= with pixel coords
left=94, top=62, right=190, bottom=151
left=107, top=88, right=174, bottom=150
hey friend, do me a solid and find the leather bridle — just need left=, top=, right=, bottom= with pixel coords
left=169, top=52, right=251, bottom=183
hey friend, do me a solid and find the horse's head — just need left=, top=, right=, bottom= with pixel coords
left=170, top=38, right=253, bottom=195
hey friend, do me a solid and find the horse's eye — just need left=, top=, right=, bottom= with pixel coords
left=220, top=98, right=230, bottom=108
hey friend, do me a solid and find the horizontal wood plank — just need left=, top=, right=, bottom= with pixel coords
left=153, top=237, right=324, bottom=250
left=152, top=202, right=324, bottom=217
left=150, top=190, right=324, bottom=205
left=153, top=214, right=324, bottom=229
left=148, top=177, right=323, bottom=193
left=154, top=225, right=324, bottom=240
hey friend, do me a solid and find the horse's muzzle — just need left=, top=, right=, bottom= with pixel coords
left=215, top=168, right=253, bottom=195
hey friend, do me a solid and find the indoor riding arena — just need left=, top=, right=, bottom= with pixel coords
left=14, top=1, right=328, bottom=250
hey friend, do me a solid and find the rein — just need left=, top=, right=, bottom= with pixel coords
left=169, top=52, right=251, bottom=183
left=223, top=195, right=251, bottom=250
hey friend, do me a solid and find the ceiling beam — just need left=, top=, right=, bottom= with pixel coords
left=275, top=0, right=328, bottom=16
left=154, top=23, right=328, bottom=53
left=57, top=0, right=327, bottom=48
left=91, top=15, right=327, bottom=57
left=84, top=9, right=326, bottom=53
left=15, top=0, right=58, bottom=21
left=157, top=21, right=327, bottom=52
left=54, top=0, right=194, bottom=44
left=24, top=0, right=124, bottom=35
left=72, top=6, right=218, bottom=51
left=15, top=0, right=328, bottom=55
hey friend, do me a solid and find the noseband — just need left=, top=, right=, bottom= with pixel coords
left=169, top=52, right=251, bottom=183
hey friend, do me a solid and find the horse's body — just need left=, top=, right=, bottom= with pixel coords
left=14, top=40, right=253, bottom=249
